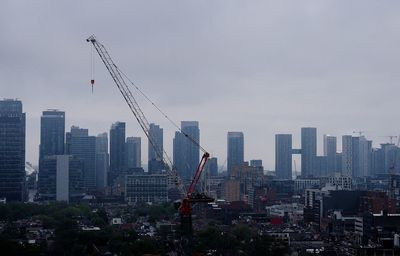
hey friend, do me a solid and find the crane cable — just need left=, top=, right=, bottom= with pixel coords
left=90, top=44, right=95, bottom=93
left=117, top=67, right=208, bottom=154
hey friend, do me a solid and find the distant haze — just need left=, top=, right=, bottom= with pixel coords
left=1, top=1, right=399, bottom=170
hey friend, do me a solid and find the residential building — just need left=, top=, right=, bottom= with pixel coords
left=342, top=135, right=371, bottom=178
left=342, top=135, right=353, bottom=177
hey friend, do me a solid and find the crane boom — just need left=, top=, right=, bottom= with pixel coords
left=87, top=35, right=213, bottom=236
left=86, top=35, right=185, bottom=195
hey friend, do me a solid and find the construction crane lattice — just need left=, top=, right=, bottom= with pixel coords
left=87, top=35, right=185, bottom=195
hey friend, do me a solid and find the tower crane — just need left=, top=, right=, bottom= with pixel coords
left=86, top=35, right=213, bottom=235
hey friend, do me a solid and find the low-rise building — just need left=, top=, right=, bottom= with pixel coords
left=125, top=174, right=168, bottom=203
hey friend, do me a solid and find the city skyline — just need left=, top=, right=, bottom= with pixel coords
left=9, top=107, right=400, bottom=171
left=2, top=1, right=400, bottom=170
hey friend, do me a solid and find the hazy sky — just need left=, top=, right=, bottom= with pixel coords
left=1, top=1, right=400, bottom=170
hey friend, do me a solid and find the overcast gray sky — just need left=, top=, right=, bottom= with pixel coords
left=1, top=1, right=400, bottom=170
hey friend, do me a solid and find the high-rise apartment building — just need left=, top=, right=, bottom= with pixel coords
left=173, top=121, right=200, bottom=181
left=95, top=132, right=109, bottom=189
left=342, top=135, right=353, bottom=177
left=352, top=136, right=370, bottom=178
left=323, top=135, right=337, bottom=175
left=66, top=126, right=96, bottom=191
left=110, top=122, right=126, bottom=184
left=38, top=110, right=65, bottom=194
left=126, top=137, right=141, bottom=169
left=0, top=99, right=26, bottom=201
left=275, top=134, right=292, bottom=179
left=301, top=127, right=317, bottom=177
left=227, top=131, right=244, bottom=176
left=148, top=123, right=164, bottom=174
left=342, top=135, right=371, bottom=178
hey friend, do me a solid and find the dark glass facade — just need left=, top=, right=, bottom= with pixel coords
left=173, top=121, right=200, bottom=182
left=38, top=155, right=84, bottom=201
left=227, top=131, right=244, bottom=176
left=66, top=126, right=96, bottom=191
left=0, top=99, right=26, bottom=202
left=148, top=123, right=163, bottom=174
left=38, top=110, right=65, bottom=193
left=110, top=122, right=125, bottom=184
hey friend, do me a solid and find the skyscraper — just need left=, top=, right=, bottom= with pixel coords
left=173, top=131, right=185, bottom=178
left=227, top=131, right=244, bottom=176
left=182, top=121, right=200, bottom=178
left=0, top=99, right=26, bottom=201
left=95, top=132, right=109, bottom=189
left=342, top=135, right=353, bottom=177
left=323, top=135, right=337, bottom=175
left=126, top=137, right=141, bottom=169
left=148, top=123, right=163, bottom=174
left=352, top=136, right=370, bottom=178
left=206, top=157, right=218, bottom=177
left=39, top=110, right=65, bottom=163
left=173, top=121, right=200, bottom=181
left=342, top=135, right=371, bottom=178
left=275, top=134, right=292, bottom=179
left=38, top=110, right=65, bottom=193
left=66, top=126, right=96, bottom=191
left=39, top=155, right=84, bottom=202
left=301, top=127, right=317, bottom=177
left=313, top=156, right=327, bottom=177
left=110, top=122, right=126, bottom=184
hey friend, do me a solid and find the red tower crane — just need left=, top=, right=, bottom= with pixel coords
left=86, top=35, right=213, bottom=235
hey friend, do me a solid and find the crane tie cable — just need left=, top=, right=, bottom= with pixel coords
left=117, top=67, right=208, bottom=154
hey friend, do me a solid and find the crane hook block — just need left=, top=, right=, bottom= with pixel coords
left=90, top=79, right=95, bottom=85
